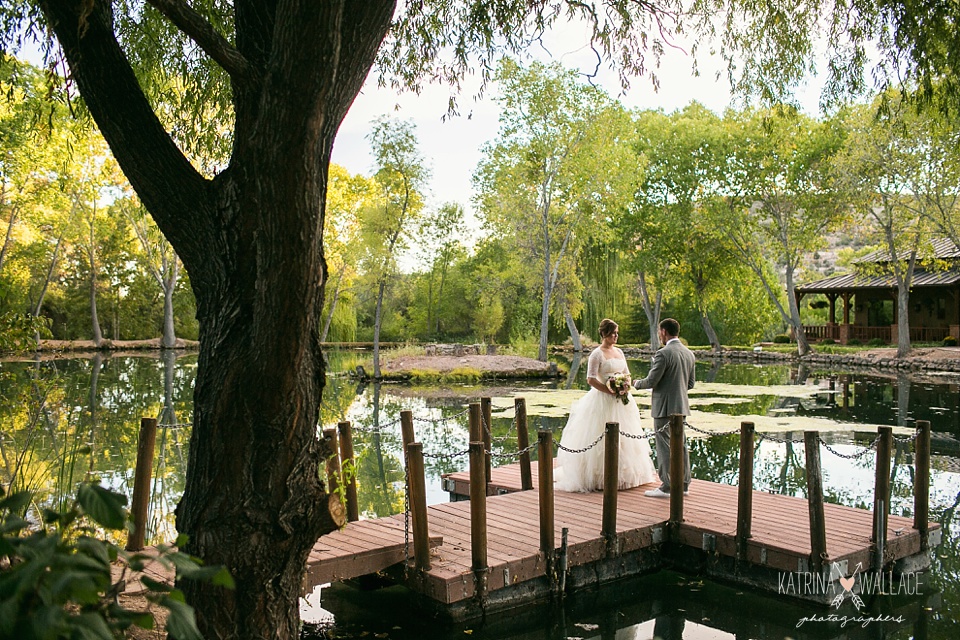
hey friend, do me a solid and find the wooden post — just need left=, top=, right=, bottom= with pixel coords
left=736, top=421, right=755, bottom=563
left=515, top=398, right=533, bottom=491
left=804, top=431, right=828, bottom=571
left=400, top=410, right=415, bottom=453
left=468, top=403, right=482, bottom=443
left=469, top=441, right=488, bottom=573
left=602, top=422, right=619, bottom=556
left=126, top=417, right=158, bottom=551
left=873, top=426, right=893, bottom=571
left=914, top=420, right=931, bottom=550
left=324, top=428, right=341, bottom=498
left=538, top=430, right=555, bottom=558
left=669, top=414, right=685, bottom=526
left=337, top=421, right=359, bottom=522
left=406, top=442, right=431, bottom=571
left=481, top=397, right=493, bottom=484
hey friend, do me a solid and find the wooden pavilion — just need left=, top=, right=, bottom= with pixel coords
left=796, top=238, right=960, bottom=344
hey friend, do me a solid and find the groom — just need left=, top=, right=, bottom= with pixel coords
left=633, top=318, right=696, bottom=498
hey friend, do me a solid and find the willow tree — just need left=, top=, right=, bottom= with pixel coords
left=475, top=59, right=637, bottom=361
left=5, top=1, right=960, bottom=638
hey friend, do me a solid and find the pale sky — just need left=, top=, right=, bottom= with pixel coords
left=331, top=25, right=826, bottom=234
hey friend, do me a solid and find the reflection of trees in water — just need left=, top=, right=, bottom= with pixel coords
left=0, top=355, right=196, bottom=538
left=688, top=434, right=740, bottom=485
left=931, top=487, right=960, bottom=622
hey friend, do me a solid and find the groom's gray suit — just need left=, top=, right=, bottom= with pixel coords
left=633, top=338, right=696, bottom=492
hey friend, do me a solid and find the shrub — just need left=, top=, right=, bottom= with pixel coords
left=0, top=483, right=232, bottom=640
left=944, top=335, right=958, bottom=347
left=867, top=337, right=888, bottom=347
left=820, top=338, right=836, bottom=345
left=772, top=334, right=791, bottom=344
left=846, top=339, right=863, bottom=346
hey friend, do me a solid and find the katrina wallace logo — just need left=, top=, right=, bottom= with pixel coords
left=780, top=561, right=921, bottom=628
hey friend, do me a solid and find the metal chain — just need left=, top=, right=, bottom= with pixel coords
left=412, top=408, right=470, bottom=424
left=556, top=432, right=606, bottom=454
left=894, top=432, right=918, bottom=444
left=156, top=422, right=192, bottom=428
left=403, top=447, right=410, bottom=579
left=757, top=432, right=808, bottom=445
left=489, top=442, right=539, bottom=461
left=422, top=447, right=472, bottom=461
left=819, top=434, right=881, bottom=460
left=619, top=429, right=657, bottom=440
left=684, top=420, right=739, bottom=437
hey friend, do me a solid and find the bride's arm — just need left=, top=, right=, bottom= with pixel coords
left=586, top=348, right=616, bottom=394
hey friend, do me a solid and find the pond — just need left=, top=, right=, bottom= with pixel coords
left=1, top=350, right=958, bottom=639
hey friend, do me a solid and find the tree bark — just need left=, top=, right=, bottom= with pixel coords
left=637, top=271, right=662, bottom=349
left=87, top=221, right=103, bottom=347
left=373, top=277, right=387, bottom=378
left=697, top=308, right=721, bottom=353
left=783, top=264, right=811, bottom=356
left=564, top=307, right=582, bottom=351
left=0, top=206, right=17, bottom=275
left=161, top=258, right=179, bottom=348
left=37, top=1, right=394, bottom=638
left=320, top=267, right=344, bottom=343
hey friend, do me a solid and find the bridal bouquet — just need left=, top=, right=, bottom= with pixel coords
left=606, top=373, right=631, bottom=404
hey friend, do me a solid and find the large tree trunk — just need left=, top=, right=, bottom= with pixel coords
left=783, top=264, right=812, bottom=356
left=896, top=281, right=912, bottom=358
left=320, top=268, right=344, bottom=343
left=373, top=277, right=387, bottom=378
left=697, top=308, right=721, bottom=353
left=38, top=2, right=395, bottom=638
left=0, top=206, right=17, bottom=274
left=88, top=247, right=103, bottom=346
left=160, top=258, right=179, bottom=349
left=564, top=307, right=582, bottom=352
left=637, top=272, right=661, bottom=349
left=538, top=265, right=552, bottom=362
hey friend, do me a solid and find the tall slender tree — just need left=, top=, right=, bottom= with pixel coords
left=364, top=117, right=428, bottom=378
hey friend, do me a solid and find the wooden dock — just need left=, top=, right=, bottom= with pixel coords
left=305, top=407, right=941, bottom=621
left=307, top=462, right=939, bottom=620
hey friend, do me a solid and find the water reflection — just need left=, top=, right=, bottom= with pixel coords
left=2, top=352, right=959, bottom=638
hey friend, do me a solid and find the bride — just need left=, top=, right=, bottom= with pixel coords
left=554, top=318, right=658, bottom=492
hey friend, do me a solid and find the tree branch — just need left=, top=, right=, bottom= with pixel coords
left=145, top=0, right=253, bottom=80
left=38, top=0, right=212, bottom=275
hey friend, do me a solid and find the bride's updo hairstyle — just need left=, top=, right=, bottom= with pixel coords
left=598, top=318, right=618, bottom=339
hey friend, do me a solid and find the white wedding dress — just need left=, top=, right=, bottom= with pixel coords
left=554, top=348, right=658, bottom=492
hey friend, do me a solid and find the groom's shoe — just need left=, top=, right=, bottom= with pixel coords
left=644, top=488, right=670, bottom=498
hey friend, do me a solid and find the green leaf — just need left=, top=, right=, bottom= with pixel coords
left=211, top=566, right=235, bottom=589
left=162, top=596, right=204, bottom=640
left=75, top=536, right=112, bottom=567
left=0, top=490, right=32, bottom=513
left=71, top=612, right=115, bottom=640
left=76, top=483, right=127, bottom=530
left=130, top=612, right=155, bottom=630
left=140, top=576, right=172, bottom=593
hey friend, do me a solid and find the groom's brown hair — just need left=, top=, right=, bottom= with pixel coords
left=659, top=318, right=680, bottom=337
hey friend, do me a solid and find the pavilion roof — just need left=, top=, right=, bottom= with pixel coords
left=855, top=237, right=960, bottom=263
left=797, top=268, right=960, bottom=293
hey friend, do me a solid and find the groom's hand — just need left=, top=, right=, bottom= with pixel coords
left=633, top=380, right=642, bottom=390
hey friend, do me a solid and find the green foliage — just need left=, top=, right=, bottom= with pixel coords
left=847, top=338, right=863, bottom=346
left=868, top=337, right=889, bottom=347
left=0, top=312, right=48, bottom=352
left=0, top=482, right=231, bottom=640
left=772, top=334, right=792, bottom=344
left=820, top=338, right=836, bottom=345
left=943, top=335, right=958, bottom=347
